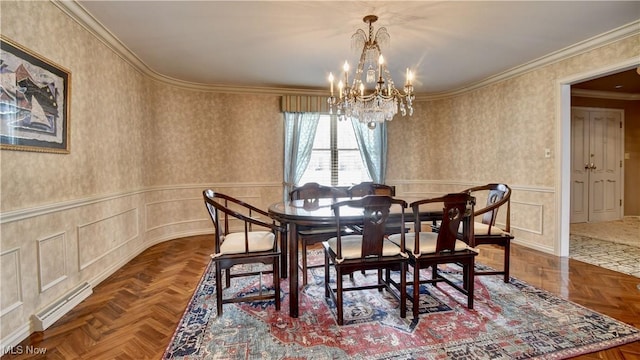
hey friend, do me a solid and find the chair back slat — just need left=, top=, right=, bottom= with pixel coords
left=333, top=195, right=406, bottom=259
left=290, top=182, right=348, bottom=208
left=411, top=193, right=475, bottom=254
left=347, top=182, right=396, bottom=197
left=437, top=194, right=471, bottom=253
left=204, top=192, right=223, bottom=254
left=463, top=183, right=511, bottom=231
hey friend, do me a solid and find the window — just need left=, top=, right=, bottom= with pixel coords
left=298, top=115, right=371, bottom=186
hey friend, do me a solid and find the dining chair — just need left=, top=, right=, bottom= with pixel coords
left=347, top=182, right=396, bottom=197
left=203, top=189, right=285, bottom=316
left=347, top=182, right=401, bottom=235
left=290, top=182, right=350, bottom=285
left=323, top=195, right=408, bottom=325
left=461, top=183, right=513, bottom=283
left=389, top=193, right=478, bottom=319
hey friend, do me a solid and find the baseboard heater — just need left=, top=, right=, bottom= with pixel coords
left=32, top=282, right=93, bottom=331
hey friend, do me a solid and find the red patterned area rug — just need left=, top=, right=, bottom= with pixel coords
left=164, top=255, right=640, bottom=359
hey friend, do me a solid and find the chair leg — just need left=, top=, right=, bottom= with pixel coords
left=336, top=267, right=344, bottom=326
left=467, top=260, right=475, bottom=309
left=503, top=240, right=511, bottom=283
left=280, top=231, right=288, bottom=279
left=225, top=268, right=231, bottom=288
left=462, top=262, right=469, bottom=289
left=301, top=239, right=308, bottom=285
left=413, top=263, right=420, bottom=319
left=324, top=250, right=330, bottom=298
left=273, top=257, right=281, bottom=311
left=431, top=265, right=438, bottom=283
left=215, top=263, right=223, bottom=316
left=400, top=263, right=407, bottom=319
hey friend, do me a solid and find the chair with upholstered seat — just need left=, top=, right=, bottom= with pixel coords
left=390, top=193, right=477, bottom=319
left=348, top=182, right=400, bottom=236
left=323, top=195, right=408, bottom=325
left=290, top=182, right=349, bottom=285
left=203, top=189, right=285, bottom=316
left=347, top=182, right=396, bottom=197
left=461, top=183, right=513, bottom=283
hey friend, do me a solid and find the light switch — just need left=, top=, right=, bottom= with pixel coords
left=624, top=153, right=630, bottom=160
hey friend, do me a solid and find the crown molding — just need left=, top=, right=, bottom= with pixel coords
left=414, top=20, right=640, bottom=101
left=54, top=1, right=639, bottom=98
left=571, top=88, right=640, bottom=101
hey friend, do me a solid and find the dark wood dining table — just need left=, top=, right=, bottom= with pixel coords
left=268, top=197, right=470, bottom=318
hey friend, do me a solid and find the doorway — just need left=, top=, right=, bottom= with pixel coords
left=570, top=107, right=623, bottom=224
left=557, top=58, right=638, bottom=257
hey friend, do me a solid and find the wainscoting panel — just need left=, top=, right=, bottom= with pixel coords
left=37, top=232, right=68, bottom=293
left=0, top=248, right=22, bottom=316
left=145, top=197, right=205, bottom=232
left=511, top=201, right=544, bottom=235
left=77, top=208, right=139, bottom=270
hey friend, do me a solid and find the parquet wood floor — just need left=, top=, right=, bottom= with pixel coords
left=2, top=235, right=638, bottom=359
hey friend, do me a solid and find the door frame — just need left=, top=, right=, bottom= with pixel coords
left=556, top=57, right=636, bottom=257
left=570, top=106, right=624, bottom=223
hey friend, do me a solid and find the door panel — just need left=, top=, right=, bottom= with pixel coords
left=589, top=111, right=621, bottom=222
left=570, top=109, right=589, bottom=223
left=570, top=108, right=622, bottom=223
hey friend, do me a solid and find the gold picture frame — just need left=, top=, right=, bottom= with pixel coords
left=1, top=36, right=71, bottom=154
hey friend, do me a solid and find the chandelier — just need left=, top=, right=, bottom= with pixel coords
left=327, top=15, right=415, bottom=129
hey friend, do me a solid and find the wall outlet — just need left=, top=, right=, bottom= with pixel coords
left=544, top=148, right=551, bottom=158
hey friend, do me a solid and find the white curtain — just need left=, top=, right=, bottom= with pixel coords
left=283, top=112, right=320, bottom=201
left=351, top=120, right=388, bottom=184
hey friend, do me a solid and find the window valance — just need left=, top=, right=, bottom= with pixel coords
left=281, top=96, right=330, bottom=113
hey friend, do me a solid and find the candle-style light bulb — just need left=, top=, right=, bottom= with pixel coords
left=338, top=80, right=344, bottom=98
left=378, top=55, right=384, bottom=78
left=343, top=61, right=350, bottom=87
left=359, top=83, right=364, bottom=96
left=328, top=72, right=334, bottom=96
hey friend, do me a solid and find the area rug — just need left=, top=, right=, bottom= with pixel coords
left=569, top=216, right=639, bottom=248
left=164, top=254, right=640, bottom=359
left=570, top=234, right=640, bottom=278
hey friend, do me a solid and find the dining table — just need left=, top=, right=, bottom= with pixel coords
left=268, top=196, right=474, bottom=318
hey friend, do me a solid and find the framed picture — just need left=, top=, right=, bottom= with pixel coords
left=1, top=36, right=71, bottom=154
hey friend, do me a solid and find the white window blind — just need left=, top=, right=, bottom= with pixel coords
left=298, top=115, right=371, bottom=186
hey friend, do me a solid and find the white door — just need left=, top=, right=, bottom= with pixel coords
left=570, top=109, right=589, bottom=223
left=570, top=107, right=623, bottom=223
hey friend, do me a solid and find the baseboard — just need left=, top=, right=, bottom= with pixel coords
left=32, top=282, right=92, bottom=331
left=512, top=238, right=555, bottom=256
left=0, top=323, right=30, bottom=355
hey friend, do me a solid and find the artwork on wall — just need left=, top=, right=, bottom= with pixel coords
left=0, top=36, right=71, bottom=154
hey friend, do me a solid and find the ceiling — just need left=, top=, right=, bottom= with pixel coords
left=573, top=69, right=640, bottom=94
left=74, top=1, right=640, bottom=95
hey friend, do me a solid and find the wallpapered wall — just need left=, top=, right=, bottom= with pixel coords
left=0, top=0, right=638, bottom=348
